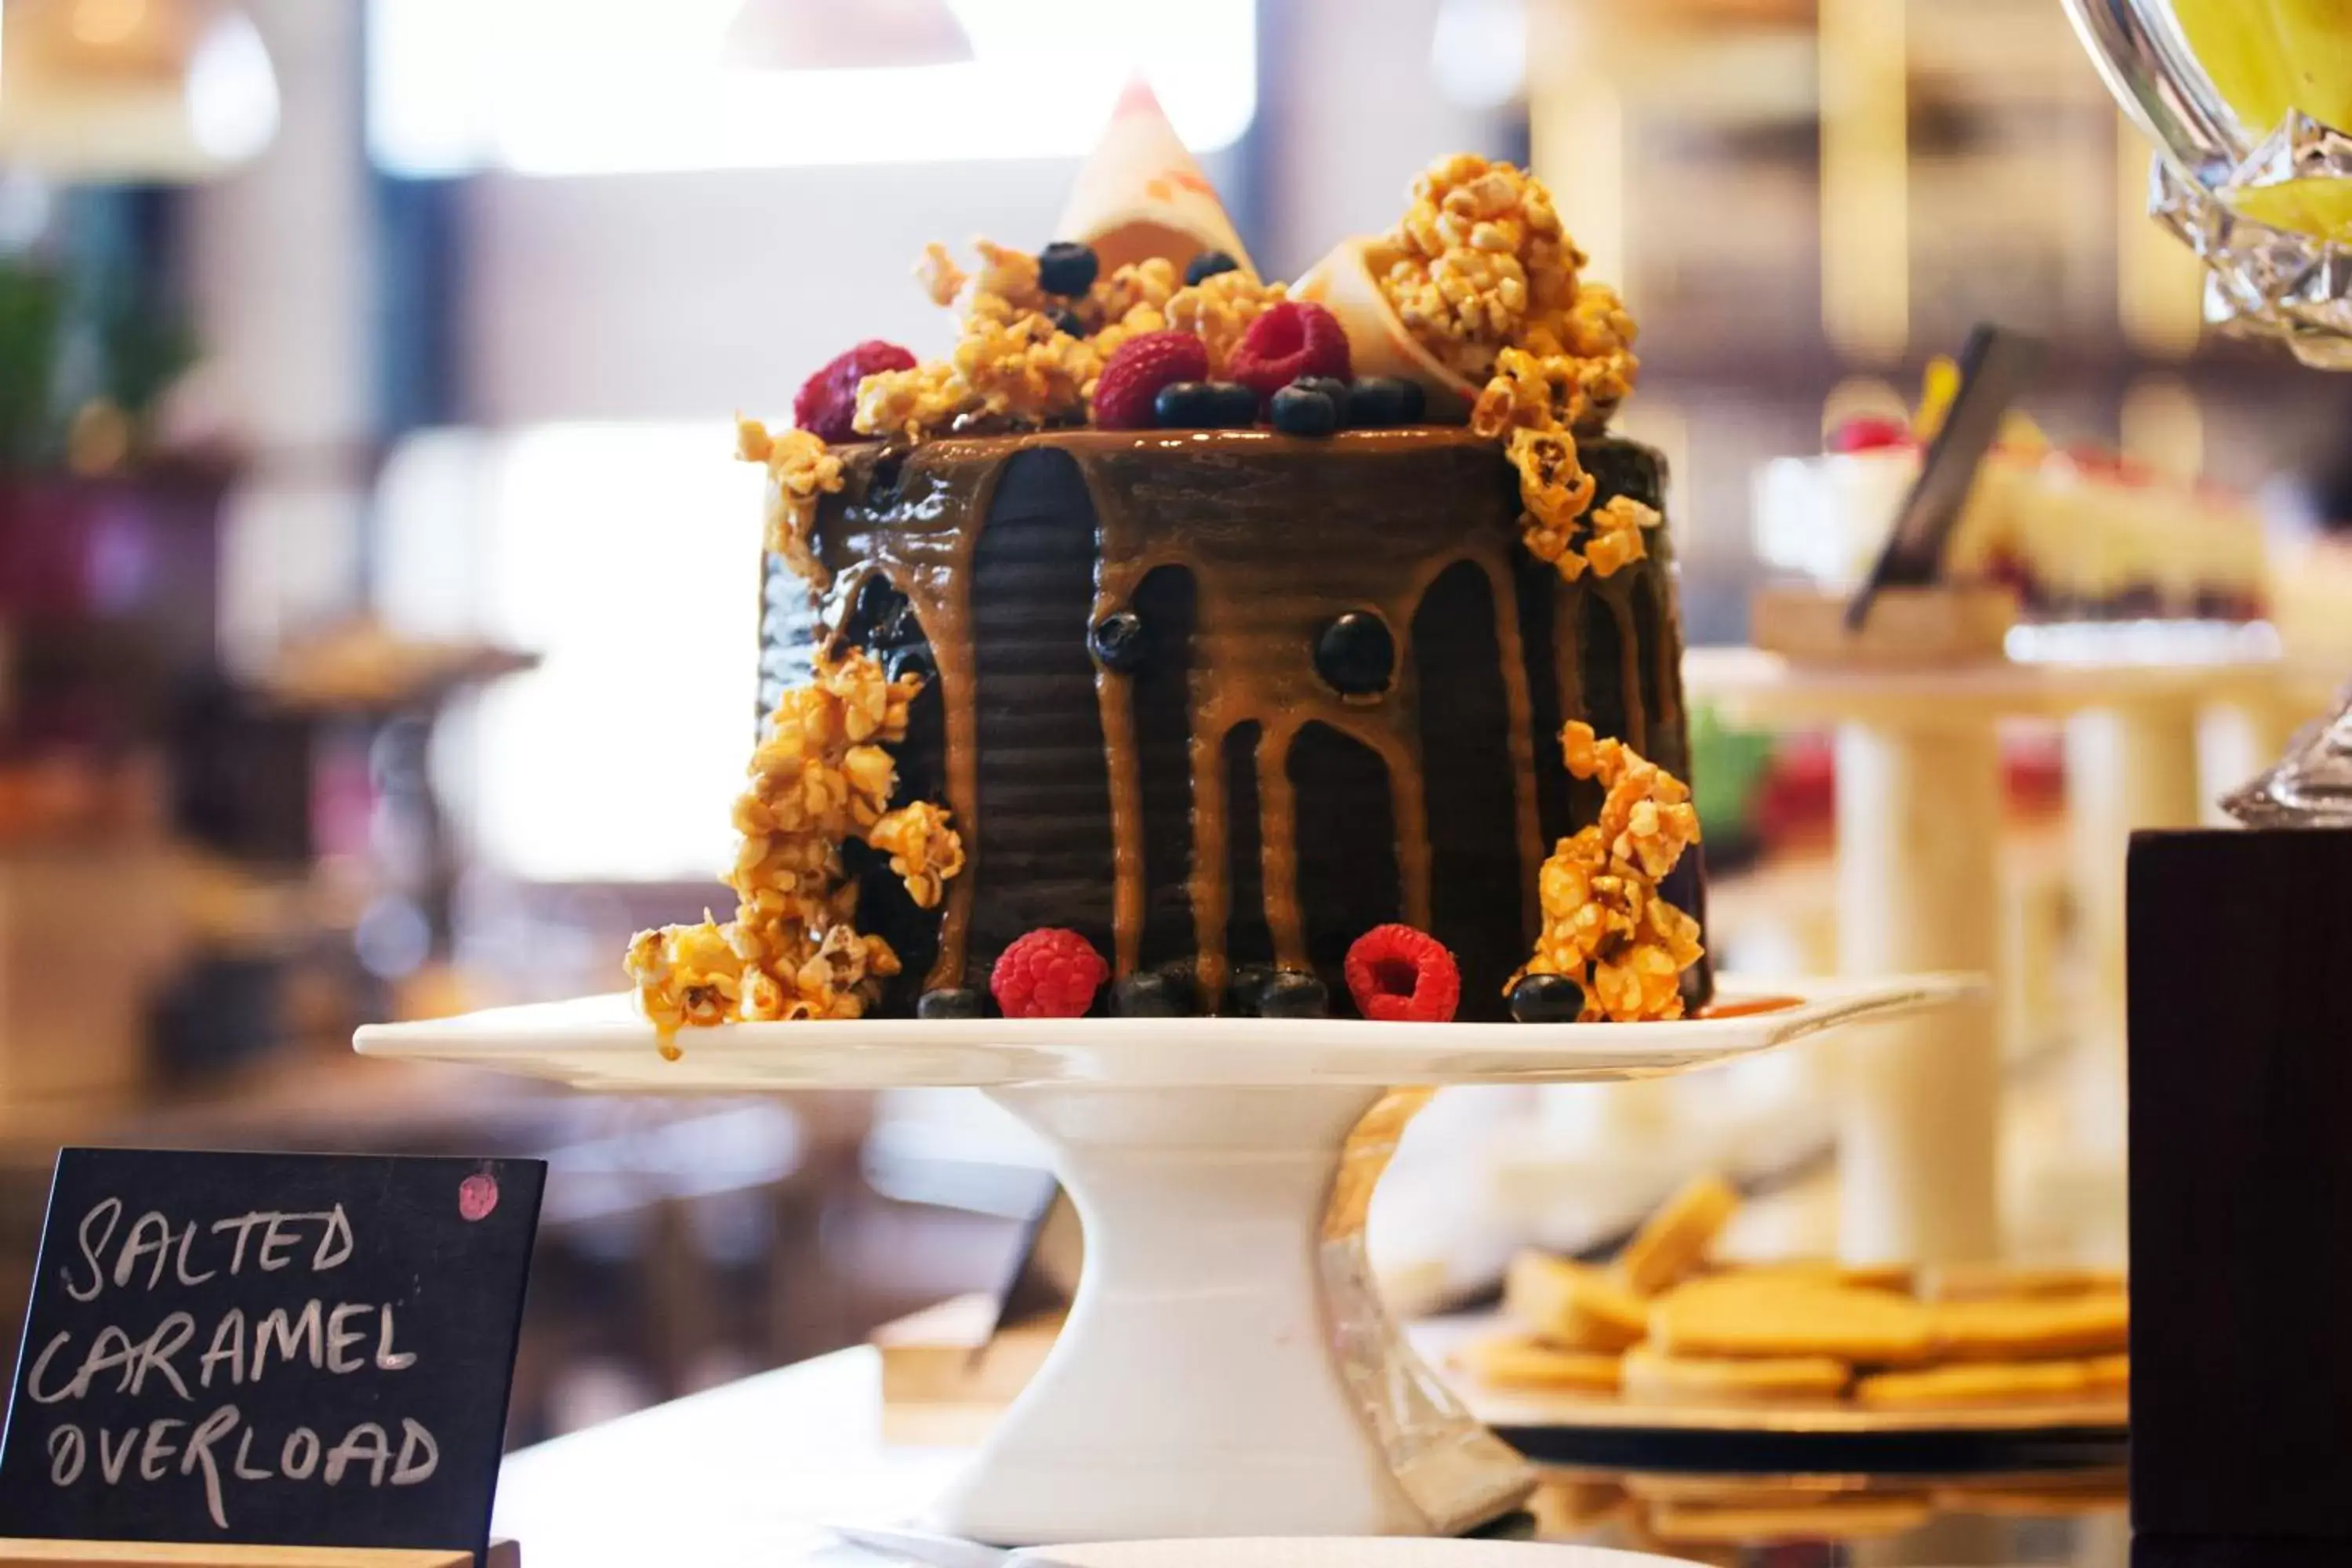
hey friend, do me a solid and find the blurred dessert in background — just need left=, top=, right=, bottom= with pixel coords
left=1754, top=364, right=2269, bottom=624
left=1457, top=1171, right=2129, bottom=1410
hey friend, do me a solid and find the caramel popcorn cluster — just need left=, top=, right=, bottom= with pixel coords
left=738, top=419, right=844, bottom=588
left=1370, top=154, right=1577, bottom=378
left=851, top=234, right=1287, bottom=443
left=625, top=647, right=965, bottom=1051
left=1512, top=721, right=1703, bottom=1023
left=1371, top=154, right=1643, bottom=582
left=855, top=240, right=1102, bottom=440
left=1162, top=266, right=1289, bottom=374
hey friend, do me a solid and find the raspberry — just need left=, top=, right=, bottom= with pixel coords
left=1826, top=415, right=1912, bottom=454
left=1344, top=924, right=1461, bottom=1023
left=795, top=339, right=917, bottom=444
left=1227, top=301, right=1352, bottom=404
left=990, top=927, right=1109, bottom=1019
left=1093, top=330, right=1210, bottom=430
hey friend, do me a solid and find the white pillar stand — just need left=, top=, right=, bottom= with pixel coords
left=929, top=1085, right=1533, bottom=1546
left=1832, top=722, right=2003, bottom=1266
left=1685, top=644, right=2280, bottom=1270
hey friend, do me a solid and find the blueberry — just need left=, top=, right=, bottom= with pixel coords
left=1152, top=380, right=1220, bottom=428
left=1114, top=968, right=1197, bottom=1018
left=1184, top=249, right=1240, bottom=286
left=1224, top=964, right=1276, bottom=1016
left=1270, top=385, right=1338, bottom=437
left=918, top=986, right=988, bottom=1019
left=1290, top=376, right=1352, bottom=421
left=1257, top=970, right=1330, bottom=1018
left=1508, top=973, right=1586, bottom=1024
left=1160, top=381, right=1257, bottom=429
left=1047, top=306, right=1087, bottom=339
left=1201, top=382, right=1259, bottom=426
left=885, top=644, right=936, bottom=686
left=1345, top=376, right=1425, bottom=427
left=1090, top=610, right=1150, bottom=673
left=1037, top=241, right=1099, bottom=297
left=1314, top=611, right=1396, bottom=696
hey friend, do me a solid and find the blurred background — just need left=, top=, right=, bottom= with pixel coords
left=0, top=0, right=2339, bottom=1451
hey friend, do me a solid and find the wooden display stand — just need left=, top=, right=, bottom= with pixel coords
left=1751, top=583, right=2016, bottom=667
left=2129, top=829, right=2352, bottom=1568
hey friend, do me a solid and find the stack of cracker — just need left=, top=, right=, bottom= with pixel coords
left=1458, top=1174, right=2129, bottom=1410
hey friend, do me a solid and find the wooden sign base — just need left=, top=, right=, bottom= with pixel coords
left=0, top=1541, right=517, bottom=1568
left=1750, top=583, right=2017, bottom=666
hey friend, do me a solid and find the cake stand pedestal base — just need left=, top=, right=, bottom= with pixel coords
left=927, top=1084, right=1533, bottom=1545
left=353, top=976, right=1971, bottom=1544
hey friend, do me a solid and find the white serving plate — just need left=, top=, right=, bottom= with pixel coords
left=355, top=975, right=1972, bottom=1091
left=1016, top=1543, right=1700, bottom=1568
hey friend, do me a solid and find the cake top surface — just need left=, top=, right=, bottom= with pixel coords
left=741, top=87, right=1660, bottom=594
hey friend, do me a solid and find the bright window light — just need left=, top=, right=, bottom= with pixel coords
left=367, top=0, right=1256, bottom=177
left=376, top=422, right=761, bottom=883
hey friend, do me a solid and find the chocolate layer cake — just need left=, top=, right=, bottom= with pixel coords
left=759, top=426, right=1708, bottom=1022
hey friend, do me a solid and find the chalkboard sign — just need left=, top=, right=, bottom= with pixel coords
left=0, top=1150, right=545, bottom=1561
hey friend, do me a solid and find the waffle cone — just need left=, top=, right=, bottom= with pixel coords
left=1056, top=79, right=1255, bottom=278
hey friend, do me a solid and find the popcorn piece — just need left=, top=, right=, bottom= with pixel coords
left=1505, top=427, right=1597, bottom=579
left=1091, top=257, right=1181, bottom=327
left=869, top=799, right=966, bottom=909
left=1163, top=267, right=1290, bottom=376
left=1582, top=495, right=1663, bottom=579
left=625, top=918, right=739, bottom=1058
left=916, top=242, right=969, bottom=308
left=624, top=647, right=965, bottom=1048
left=739, top=419, right=844, bottom=587
left=971, top=240, right=1045, bottom=315
left=1511, top=721, right=1702, bottom=1022
left=855, top=361, right=971, bottom=443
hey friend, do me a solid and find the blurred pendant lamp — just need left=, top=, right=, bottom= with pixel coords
left=0, top=0, right=279, bottom=181
left=723, top=0, right=972, bottom=71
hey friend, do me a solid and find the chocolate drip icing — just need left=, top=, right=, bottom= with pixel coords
left=779, top=427, right=1699, bottom=1016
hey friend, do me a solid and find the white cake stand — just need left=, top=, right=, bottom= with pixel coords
left=356, top=974, right=1969, bottom=1547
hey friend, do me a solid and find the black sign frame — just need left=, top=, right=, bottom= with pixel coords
left=0, top=1149, right=545, bottom=1562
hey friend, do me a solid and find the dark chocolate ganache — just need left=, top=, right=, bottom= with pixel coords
left=757, top=426, right=1708, bottom=1022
